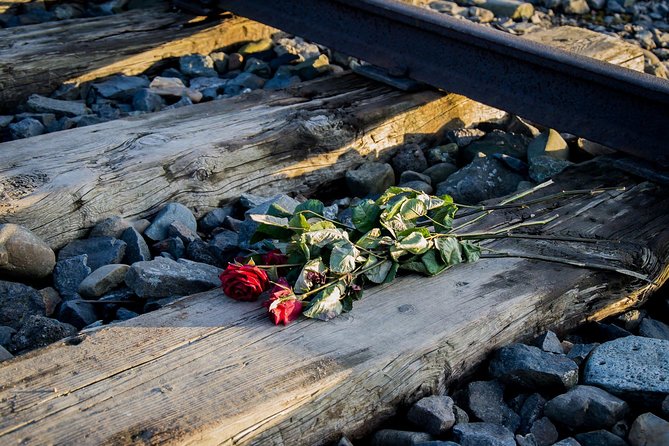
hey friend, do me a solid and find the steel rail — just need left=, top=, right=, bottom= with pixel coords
left=216, top=0, right=669, bottom=164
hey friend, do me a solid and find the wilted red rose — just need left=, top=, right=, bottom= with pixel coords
left=260, top=249, right=289, bottom=265
left=219, top=263, right=269, bottom=301
left=264, top=278, right=302, bottom=325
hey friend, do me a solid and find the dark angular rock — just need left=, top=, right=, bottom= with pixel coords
left=392, top=143, right=428, bottom=174
left=371, top=429, right=434, bottom=446
left=27, top=94, right=90, bottom=117
left=9, top=118, right=45, bottom=139
left=167, top=221, right=199, bottom=244
left=488, top=343, right=578, bottom=391
left=400, top=170, right=432, bottom=184
left=78, top=264, right=130, bottom=298
left=238, top=195, right=301, bottom=245
left=573, top=430, right=627, bottom=446
left=0, top=280, right=46, bottom=329
left=0, top=325, right=16, bottom=347
left=89, top=216, right=132, bottom=238
left=229, top=72, right=266, bottom=89
left=611, top=420, right=628, bottom=438
left=459, top=129, right=529, bottom=164
left=566, top=343, right=599, bottom=366
left=58, top=237, right=126, bottom=271
left=121, top=227, right=151, bottom=264
left=125, top=257, right=222, bottom=298
left=628, top=412, right=669, bottom=446
left=583, top=336, right=669, bottom=403
left=57, top=299, right=97, bottom=329
left=264, top=73, right=301, bottom=90
left=423, top=163, right=458, bottom=184
left=0, top=346, right=13, bottom=362
left=532, top=331, right=564, bottom=354
left=585, top=322, right=632, bottom=342
left=518, top=393, right=547, bottom=435
left=436, top=156, right=524, bottom=205
left=115, top=308, right=139, bottom=321
left=425, top=144, right=457, bottom=165
left=453, top=404, right=469, bottom=424
left=545, top=385, right=628, bottom=430
left=345, top=162, right=395, bottom=197
left=452, top=422, right=516, bottom=446
left=551, top=439, right=581, bottom=446
left=39, top=287, right=61, bottom=317
left=8, top=315, right=77, bottom=353
left=529, top=417, right=558, bottom=446
left=515, top=433, right=537, bottom=446
left=152, top=237, right=185, bottom=259
left=662, top=395, right=669, bottom=418
left=407, top=395, right=456, bottom=435
left=132, top=89, right=164, bottom=112
left=92, top=75, right=149, bottom=101
left=447, top=127, right=486, bottom=147
left=244, top=57, right=272, bottom=77
left=638, top=318, right=669, bottom=341
left=145, top=203, right=197, bottom=242
left=186, top=239, right=223, bottom=267
left=199, top=208, right=233, bottom=233
left=180, top=54, right=218, bottom=77
left=209, top=230, right=239, bottom=262
left=0, top=223, right=55, bottom=279
left=53, top=254, right=91, bottom=299
left=465, top=380, right=520, bottom=433
left=529, top=156, right=572, bottom=183
left=615, top=309, right=647, bottom=331
left=399, top=180, right=433, bottom=194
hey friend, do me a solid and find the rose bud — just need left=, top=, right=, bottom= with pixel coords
left=264, top=278, right=302, bottom=325
left=219, top=263, right=269, bottom=301
left=260, top=249, right=289, bottom=265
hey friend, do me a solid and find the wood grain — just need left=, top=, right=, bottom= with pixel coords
left=0, top=160, right=667, bottom=445
left=0, top=9, right=277, bottom=109
left=0, top=73, right=504, bottom=249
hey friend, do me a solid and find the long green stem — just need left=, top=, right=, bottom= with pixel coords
left=453, top=215, right=559, bottom=238
left=296, top=262, right=384, bottom=300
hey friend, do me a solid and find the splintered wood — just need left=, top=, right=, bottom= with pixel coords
left=0, top=160, right=667, bottom=445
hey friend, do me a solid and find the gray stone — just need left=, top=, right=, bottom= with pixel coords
left=611, top=420, right=628, bottom=438
left=244, top=57, right=271, bottom=77
left=563, top=0, right=590, bottom=14
left=616, top=309, right=647, bottom=331
left=264, top=73, right=301, bottom=90
left=0, top=345, right=13, bottom=362
left=167, top=221, right=199, bottom=244
left=465, top=380, right=520, bottom=432
left=145, top=203, right=197, bottom=242
left=240, top=193, right=270, bottom=210
left=78, top=264, right=130, bottom=298
left=423, top=163, right=458, bottom=184
left=588, top=322, right=632, bottom=342
left=323, top=204, right=339, bottom=220
left=9, top=118, right=45, bottom=139
left=638, top=318, right=669, bottom=340
left=452, top=422, right=516, bottom=446
left=400, top=171, right=432, bottom=184
left=292, top=54, right=330, bottom=81
left=371, top=429, right=434, bottom=446
left=573, top=430, right=627, bottom=446
left=8, top=315, right=77, bottom=353
left=186, top=239, right=223, bottom=267
left=453, top=404, right=469, bottom=424
left=0, top=325, right=16, bottom=346
left=516, top=434, right=538, bottom=446
left=120, top=227, right=151, bottom=264
left=115, top=308, right=139, bottom=321
left=210, top=51, right=228, bottom=73
left=459, top=130, right=529, bottom=164
left=15, top=112, right=55, bottom=127
left=663, top=395, right=669, bottom=418
left=530, top=418, right=558, bottom=446
left=74, top=114, right=105, bottom=128
left=393, top=143, right=428, bottom=174
left=189, top=76, right=228, bottom=92
left=399, top=180, right=433, bottom=194
left=92, top=75, right=149, bottom=100
left=545, top=385, right=628, bottom=430
left=0, top=224, right=55, bottom=279
left=426, top=143, right=458, bottom=165
left=529, top=156, right=572, bottom=183
left=39, top=287, right=61, bottom=317
left=179, top=54, right=217, bottom=77
left=583, top=336, right=669, bottom=402
left=229, top=72, right=266, bottom=89
left=436, top=156, right=524, bottom=205
left=58, top=237, right=126, bottom=271
left=566, top=343, right=599, bottom=366
left=489, top=343, right=578, bottom=391
left=153, top=238, right=185, bottom=259
left=57, top=299, right=97, bottom=330
left=407, top=395, right=456, bottom=435
left=132, top=89, right=164, bottom=112
left=0, top=115, right=13, bottom=128
left=163, top=96, right=194, bottom=110
left=628, top=412, right=669, bottom=446
left=518, top=393, right=547, bottom=435
left=345, top=162, right=395, bottom=197
left=448, top=127, right=486, bottom=147
left=53, top=254, right=92, bottom=299
left=125, top=257, right=222, bottom=298
left=532, top=331, right=564, bottom=354
left=90, top=216, right=132, bottom=239
left=551, top=438, right=581, bottom=446
left=209, top=230, right=239, bottom=262
left=27, top=94, right=89, bottom=116
left=0, top=280, right=46, bottom=329
left=587, top=0, right=606, bottom=8
left=468, top=6, right=495, bottom=22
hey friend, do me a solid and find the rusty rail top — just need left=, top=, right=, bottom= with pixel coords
left=215, top=0, right=669, bottom=165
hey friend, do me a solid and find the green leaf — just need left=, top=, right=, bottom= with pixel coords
left=421, top=249, right=446, bottom=276
left=383, top=262, right=400, bottom=283
left=303, top=228, right=349, bottom=248
left=267, top=202, right=294, bottom=218
left=363, top=257, right=393, bottom=283
left=330, top=240, right=359, bottom=274
left=376, top=186, right=416, bottom=205
left=352, top=199, right=382, bottom=232
left=435, top=236, right=463, bottom=266
left=397, top=231, right=430, bottom=255
left=294, top=258, right=327, bottom=293
left=399, top=198, right=428, bottom=221
left=356, top=228, right=383, bottom=249
left=399, top=260, right=428, bottom=275
left=381, top=216, right=411, bottom=238
left=430, top=203, right=458, bottom=231
left=249, top=214, right=293, bottom=240
left=295, top=199, right=325, bottom=216
left=397, top=227, right=431, bottom=239
left=460, top=241, right=481, bottom=262
left=303, top=283, right=345, bottom=321
left=288, top=213, right=311, bottom=232
left=380, top=194, right=408, bottom=222
left=310, top=220, right=336, bottom=231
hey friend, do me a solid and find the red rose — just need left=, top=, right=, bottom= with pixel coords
left=261, top=249, right=289, bottom=265
left=264, top=278, right=302, bottom=325
left=219, top=263, right=269, bottom=301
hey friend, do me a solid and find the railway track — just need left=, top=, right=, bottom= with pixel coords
left=204, top=0, right=669, bottom=164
